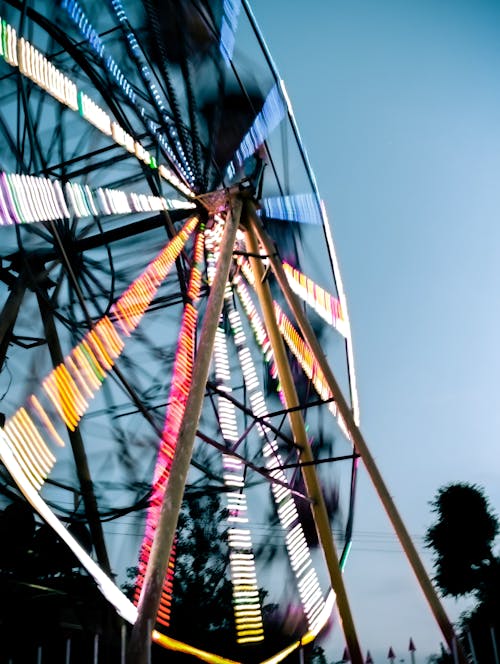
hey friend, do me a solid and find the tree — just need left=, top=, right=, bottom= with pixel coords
left=426, top=483, right=500, bottom=663
left=0, top=499, right=120, bottom=663
left=167, top=492, right=236, bottom=655
left=165, top=491, right=307, bottom=662
left=425, top=482, right=498, bottom=597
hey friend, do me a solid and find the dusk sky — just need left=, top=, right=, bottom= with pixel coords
left=251, top=0, right=500, bottom=660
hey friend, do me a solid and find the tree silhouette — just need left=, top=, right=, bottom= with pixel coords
left=426, top=483, right=500, bottom=663
left=425, top=482, right=498, bottom=597
left=135, top=491, right=323, bottom=663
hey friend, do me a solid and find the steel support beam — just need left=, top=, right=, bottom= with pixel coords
left=0, top=272, right=27, bottom=371
left=36, top=290, right=111, bottom=575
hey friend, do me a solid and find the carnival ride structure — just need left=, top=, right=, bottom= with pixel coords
left=0, top=2, right=461, bottom=663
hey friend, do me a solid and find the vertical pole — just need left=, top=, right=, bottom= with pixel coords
left=491, top=626, right=500, bottom=664
left=467, top=630, right=478, bottom=664
left=0, top=271, right=26, bottom=371
left=37, top=645, right=42, bottom=664
left=451, top=637, right=459, bottom=664
left=127, top=198, right=242, bottom=664
left=65, top=638, right=71, bottom=664
left=246, top=202, right=467, bottom=663
left=147, top=621, right=152, bottom=664
left=244, top=208, right=363, bottom=664
left=121, top=623, right=126, bottom=664
left=93, top=634, right=99, bottom=664
left=35, top=289, right=111, bottom=575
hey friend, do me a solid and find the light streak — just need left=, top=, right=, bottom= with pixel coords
left=262, top=194, right=322, bottom=226
left=220, top=0, right=241, bottom=65
left=210, top=261, right=264, bottom=643
left=282, top=263, right=346, bottom=337
left=274, top=302, right=351, bottom=438
left=63, top=0, right=194, bottom=187
left=0, top=17, right=193, bottom=197
left=227, top=83, right=285, bottom=178
left=2, top=216, right=197, bottom=495
left=224, top=271, right=326, bottom=634
left=134, top=226, right=205, bottom=627
left=0, top=169, right=194, bottom=226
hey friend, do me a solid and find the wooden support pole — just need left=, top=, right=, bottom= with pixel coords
left=244, top=206, right=364, bottom=664
left=127, top=199, right=242, bottom=664
left=246, top=201, right=466, bottom=662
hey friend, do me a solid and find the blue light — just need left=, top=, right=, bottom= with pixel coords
left=62, top=0, right=193, bottom=188
left=220, top=0, right=241, bottom=65
left=230, top=83, right=285, bottom=169
left=263, top=194, right=322, bottom=225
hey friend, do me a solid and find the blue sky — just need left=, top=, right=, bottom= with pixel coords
left=251, top=0, right=500, bottom=659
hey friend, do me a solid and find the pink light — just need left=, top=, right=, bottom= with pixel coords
left=134, top=227, right=205, bottom=627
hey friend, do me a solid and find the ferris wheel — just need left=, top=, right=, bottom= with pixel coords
left=0, top=2, right=454, bottom=663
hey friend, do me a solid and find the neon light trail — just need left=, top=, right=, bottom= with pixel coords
left=134, top=225, right=205, bottom=627
left=0, top=17, right=193, bottom=197
left=227, top=83, right=286, bottom=179
left=224, top=266, right=327, bottom=634
left=62, top=0, right=194, bottom=187
left=282, top=263, right=347, bottom=337
left=1, top=215, right=198, bottom=492
left=0, top=170, right=194, bottom=226
left=274, top=302, right=346, bottom=431
left=263, top=193, right=322, bottom=226
left=212, top=275, right=264, bottom=642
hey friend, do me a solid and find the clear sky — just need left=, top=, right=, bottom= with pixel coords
left=250, top=0, right=500, bottom=660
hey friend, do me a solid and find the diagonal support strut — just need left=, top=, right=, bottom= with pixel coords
left=244, top=202, right=364, bottom=664
left=246, top=200, right=467, bottom=663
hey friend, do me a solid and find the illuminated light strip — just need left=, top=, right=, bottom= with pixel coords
left=3, top=215, right=197, bottom=502
left=18, top=36, right=77, bottom=108
left=63, top=0, right=194, bottom=187
left=262, top=194, right=322, bottom=226
left=237, top=257, right=349, bottom=436
left=223, top=276, right=325, bottom=634
left=234, top=258, right=333, bottom=632
left=0, top=428, right=138, bottom=624
left=0, top=169, right=194, bottom=226
left=108, top=0, right=194, bottom=184
left=0, top=17, right=193, bottom=197
left=134, top=226, right=205, bottom=627
left=134, top=304, right=196, bottom=622
left=227, top=82, right=285, bottom=179
left=1, top=19, right=18, bottom=66
left=232, top=270, right=279, bottom=388
left=207, top=236, right=264, bottom=643
left=263, top=441, right=325, bottom=635
left=319, top=201, right=360, bottom=426
left=282, top=263, right=347, bottom=337
left=111, top=216, right=198, bottom=335
left=102, top=187, right=129, bottom=214
left=1, top=217, right=198, bottom=635
left=274, top=302, right=351, bottom=439
left=0, top=427, right=254, bottom=664
left=78, top=89, right=113, bottom=135
left=220, top=0, right=241, bottom=65
left=65, top=181, right=93, bottom=217
left=0, top=421, right=328, bottom=663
